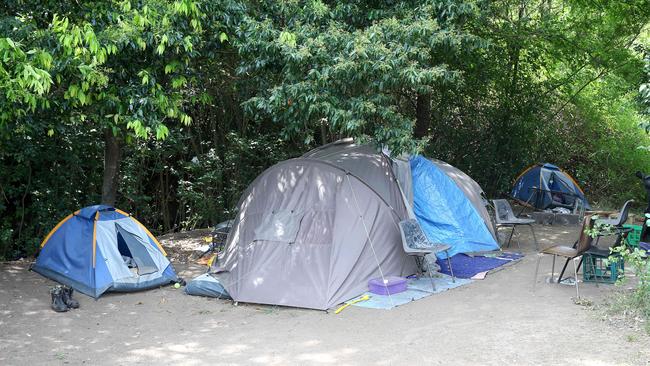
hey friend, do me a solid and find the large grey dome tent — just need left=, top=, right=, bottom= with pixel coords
left=203, top=140, right=499, bottom=310
left=211, top=141, right=416, bottom=310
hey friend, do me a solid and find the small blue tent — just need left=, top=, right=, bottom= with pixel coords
left=410, top=156, right=499, bottom=258
left=32, top=205, right=178, bottom=298
left=511, top=163, right=590, bottom=210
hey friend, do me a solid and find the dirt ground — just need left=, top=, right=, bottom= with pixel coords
left=1, top=224, right=649, bottom=366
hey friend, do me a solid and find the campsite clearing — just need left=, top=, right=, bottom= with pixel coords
left=1, top=225, right=648, bottom=365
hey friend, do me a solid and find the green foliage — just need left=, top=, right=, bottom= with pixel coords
left=606, top=242, right=650, bottom=333
left=589, top=215, right=650, bottom=333
left=640, top=51, right=650, bottom=136
left=1, top=0, right=226, bottom=141
left=239, top=0, right=480, bottom=153
left=1, top=0, right=650, bottom=261
left=422, top=0, right=650, bottom=202
left=0, top=37, right=53, bottom=123
left=0, top=123, right=104, bottom=258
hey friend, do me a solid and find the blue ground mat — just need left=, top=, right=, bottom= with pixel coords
left=349, top=274, right=472, bottom=310
left=436, top=252, right=524, bottom=279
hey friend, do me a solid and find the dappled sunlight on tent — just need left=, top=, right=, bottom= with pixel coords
left=253, top=277, right=264, bottom=287
left=210, top=142, right=414, bottom=309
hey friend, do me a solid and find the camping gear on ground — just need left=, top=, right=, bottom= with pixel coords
left=368, top=276, right=408, bottom=295
left=512, top=163, right=590, bottom=213
left=209, top=140, right=497, bottom=310
left=334, top=294, right=371, bottom=314
left=185, top=273, right=231, bottom=299
left=533, top=216, right=596, bottom=298
left=197, top=220, right=234, bottom=265
left=436, top=252, right=524, bottom=279
left=493, top=199, right=538, bottom=250
left=399, top=218, right=454, bottom=291
left=33, top=205, right=180, bottom=298
left=49, top=286, right=69, bottom=312
left=207, top=220, right=233, bottom=255
left=48, top=285, right=78, bottom=312
left=410, top=156, right=499, bottom=258
left=61, top=285, right=79, bottom=309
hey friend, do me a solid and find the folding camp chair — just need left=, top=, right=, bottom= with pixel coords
left=493, top=199, right=539, bottom=250
left=533, top=215, right=595, bottom=298
left=399, top=219, right=455, bottom=291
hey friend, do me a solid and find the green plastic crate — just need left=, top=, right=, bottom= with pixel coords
left=582, top=253, right=623, bottom=284
left=623, top=224, right=643, bottom=248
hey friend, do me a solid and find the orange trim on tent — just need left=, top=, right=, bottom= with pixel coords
left=513, top=164, right=540, bottom=184
left=92, top=211, right=99, bottom=268
left=559, top=168, right=586, bottom=195
left=115, top=208, right=129, bottom=216
left=40, top=213, right=75, bottom=248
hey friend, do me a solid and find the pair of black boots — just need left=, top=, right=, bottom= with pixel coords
left=50, top=285, right=80, bottom=312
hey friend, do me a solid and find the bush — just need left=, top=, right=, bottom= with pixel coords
left=603, top=216, right=650, bottom=334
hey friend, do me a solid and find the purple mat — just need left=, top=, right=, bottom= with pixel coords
left=436, top=252, right=524, bottom=279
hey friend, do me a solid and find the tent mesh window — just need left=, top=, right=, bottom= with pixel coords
left=115, top=224, right=158, bottom=276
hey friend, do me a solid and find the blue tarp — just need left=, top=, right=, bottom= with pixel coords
left=411, top=156, right=499, bottom=258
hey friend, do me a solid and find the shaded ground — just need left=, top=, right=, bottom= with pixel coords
left=1, top=224, right=649, bottom=365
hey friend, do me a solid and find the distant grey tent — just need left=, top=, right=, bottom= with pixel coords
left=211, top=141, right=416, bottom=310
left=207, top=140, right=497, bottom=310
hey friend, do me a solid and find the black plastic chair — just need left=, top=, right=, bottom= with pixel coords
left=596, top=200, right=634, bottom=228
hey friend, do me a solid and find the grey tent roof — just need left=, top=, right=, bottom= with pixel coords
left=302, top=142, right=408, bottom=213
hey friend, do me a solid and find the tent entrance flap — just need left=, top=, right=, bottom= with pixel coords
left=115, top=223, right=158, bottom=276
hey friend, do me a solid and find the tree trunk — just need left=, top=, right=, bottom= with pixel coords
left=414, top=93, right=431, bottom=138
left=101, top=129, right=121, bottom=206
left=320, top=118, right=328, bottom=145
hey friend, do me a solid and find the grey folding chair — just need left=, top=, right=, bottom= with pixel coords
left=493, top=199, right=539, bottom=250
left=596, top=200, right=634, bottom=228
left=399, top=219, right=455, bottom=292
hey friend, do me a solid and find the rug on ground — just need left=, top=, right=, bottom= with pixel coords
left=349, top=274, right=471, bottom=310
left=437, top=252, right=524, bottom=279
